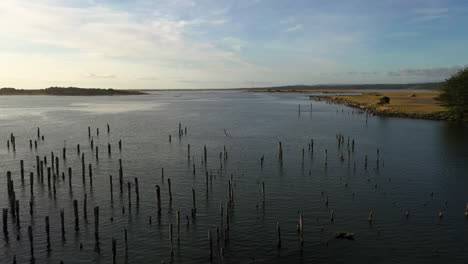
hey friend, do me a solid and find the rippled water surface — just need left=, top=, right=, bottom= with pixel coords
left=0, top=91, right=467, bottom=263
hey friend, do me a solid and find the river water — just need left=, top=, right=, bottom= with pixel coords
left=0, top=91, right=467, bottom=263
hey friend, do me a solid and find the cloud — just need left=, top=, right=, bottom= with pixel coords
left=283, top=24, right=303, bottom=33
left=85, top=73, right=116, bottom=79
left=412, top=8, right=449, bottom=22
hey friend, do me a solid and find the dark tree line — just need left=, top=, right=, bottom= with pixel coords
left=436, top=67, right=468, bottom=120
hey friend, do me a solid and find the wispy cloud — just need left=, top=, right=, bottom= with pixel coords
left=412, top=8, right=449, bottom=22
left=283, top=24, right=303, bottom=33
left=85, top=73, right=116, bottom=79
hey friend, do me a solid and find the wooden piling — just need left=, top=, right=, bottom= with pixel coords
left=192, top=188, right=197, bottom=216
left=20, top=160, right=24, bottom=182
left=119, top=140, right=122, bottom=151
left=84, top=194, right=88, bottom=221
left=135, top=178, right=140, bottom=205
left=127, top=182, right=131, bottom=210
left=156, top=185, right=161, bottom=215
left=169, top=224, right=174, bottom=256
left=89, top=164, right=93, bottom=186
left=119, top=159, right=123, bottom=193
left=30, top=172, right=34, bottom=197
left=68, top=167, right=72, bottom=191
left=94, top=206, right=100, bottom=252
left=278, top=142, right=283, bottom=161
left=108, top=143, right=111, bottom=155
left=73, top=200, right=79, bottom=231
left=261, top=181, right=265, bottom=202
left=168, top=178, right=172, bottom=202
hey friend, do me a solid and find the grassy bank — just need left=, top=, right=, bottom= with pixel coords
left=312, top=91, right=461, bottom=121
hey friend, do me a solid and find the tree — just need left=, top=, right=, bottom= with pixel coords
left=436, top=68, right=468, bottom=120
left=379, top=96, right=390, bottom=105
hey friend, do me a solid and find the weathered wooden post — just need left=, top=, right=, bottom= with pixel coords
left=88, top=126, right=91, bottom=138
left=127, top=182, right=131, bottom=210
left=156, top=185, right=161, bottom=215
left=192, top=188, right=197, bottom=217
left=262, top=181, right=265, bottom=202
left=20, top=160, right=24, bottom=183
left=108, top=143, right=111, bottom=155
left=77, top=144, right=80, bottom=154
left=169, top=135, right=172, bottom=143
left=81, top=154, right=85, bottom=184
left=161, top=168, right=164, bottom=181
left=47, top=167, right=51, bottom=192
left=278, top=142, right=283, bottom=161
left=73, top=200, right=79, bottom=231
left=68, top=167, right=72, bottom=191
left=204, top=145, right=207, bottom=163
left=63, top=147, right=66, bottom=160
left=119, top=140, right=122, bottom=151
left=187, top=144, right=191, bottom=160
left=95, top=146, right=99, bottom=161
left=119, top=159, right=123, bottom=193
left=30, top=172, right=34, bottom=197
left=364, top=154, right=368, bottom=170
left=107, top=124, right=110, bottom=134
left=169, top=224, right=174, bottom=256
left=89, top=164, right=93, bottom=187
left=135, top=178, right=140, bottom=205
left=168, top=178, right=172, bottom=202
left=94, top=206, right=100, bottom=252
left=84, top=194, right=88, bottom=221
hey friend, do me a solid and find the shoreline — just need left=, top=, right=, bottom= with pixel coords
left=311, top=94, right=455, bottom=121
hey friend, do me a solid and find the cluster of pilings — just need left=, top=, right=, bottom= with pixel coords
left=1, top=119, right=465, bottom=264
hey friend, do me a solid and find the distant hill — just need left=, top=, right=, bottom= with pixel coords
left=0, top=87, right=145, bottom=96
left=242, top=83, right=443, bottom=91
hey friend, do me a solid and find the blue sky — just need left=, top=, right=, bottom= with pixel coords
left=0, top=0, right=467, bottom=89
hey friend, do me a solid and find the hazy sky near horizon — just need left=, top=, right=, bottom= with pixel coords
left=1, top=0, right=467, bottom=89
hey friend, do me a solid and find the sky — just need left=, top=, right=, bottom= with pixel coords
left=0, top=0, right=467, bottom=89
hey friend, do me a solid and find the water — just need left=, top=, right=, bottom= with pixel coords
left=0, top=91, right=467, bottom=263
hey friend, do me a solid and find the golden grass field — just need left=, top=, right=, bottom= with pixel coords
left=329, top=91, right=448, bottom=114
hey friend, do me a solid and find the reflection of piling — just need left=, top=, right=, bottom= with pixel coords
left=60, top=209, right=65, bottom=240
left=45, top=216, right=51, bottom=252
left=277, top=221, right=281, bottom=249
left=28, top=226, right=34, bottom=261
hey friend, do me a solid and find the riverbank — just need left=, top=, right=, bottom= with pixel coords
left=310, top=91, right=462, bottom=121
left=0, top=87, right=145, bottom=96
